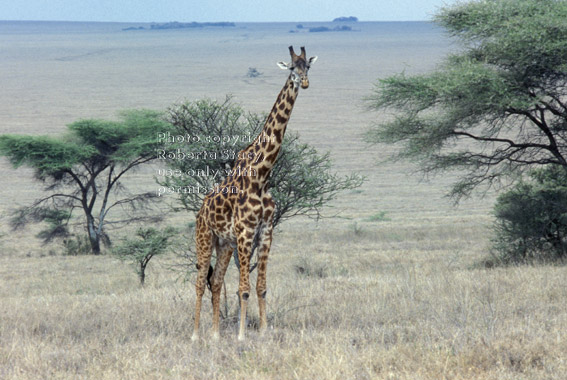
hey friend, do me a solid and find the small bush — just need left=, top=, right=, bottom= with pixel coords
left=62, top=235, right=92, bottom=256
left=366, top=211, right=390, bottom=222
left=113, top=226, right=177, bottom=286
left=293, top=256, right=328, bottom=278
left=492, top=167, right=567, bottom=263
left=351, top=221, right=365, bottom=236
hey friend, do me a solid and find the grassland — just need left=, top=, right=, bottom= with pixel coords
left=1, top=21, right=566, bottom=379
left=2, top=223, right=566, bottom=379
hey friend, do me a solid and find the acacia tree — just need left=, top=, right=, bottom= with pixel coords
left=159, top=97, right=364, bottom=271
left=366, top=0, right=567, bottom=200
left=159, top=97, right=363, bottom=225
left=0, top=110, right=170, bottom=254
left=113, top=227, right=178, bottom=286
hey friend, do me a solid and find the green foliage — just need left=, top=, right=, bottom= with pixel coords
left=493, top=167, right=567, bottom=263
left=0, top=110, right=170, bottom=254
left=0, top=110, right=167, bottom=182
left=69, top=110, right=167, bottom=163
left=10, top=206, right=71, bottom=242
left=0, top=135, right=94, bottom=181
left=436, top=0, right=567, bottom=81
left=160, top=97, right=264, bottom=213
left=35, top=208, right=71, bottom=242
left=367, top=0, right=567, bottom=200
left=113, top=227, right=177, bottom=286
left=160, top=97, right=364, bottom=226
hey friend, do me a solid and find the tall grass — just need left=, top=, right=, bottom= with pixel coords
left=1, top=226, right=565, bottom=379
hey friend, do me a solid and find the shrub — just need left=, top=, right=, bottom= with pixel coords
left=62, top=235, right=93, bottom=256
left=113, top=227, right=177, bottom=286
left=492, top=167, right=567, bottom=263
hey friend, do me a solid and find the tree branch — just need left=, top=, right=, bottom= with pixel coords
left=452, top=130, right=551, bottom=150
left=64, top=169, right=87, bottom=193
left=28, top=192, right=82, bottom=208
left=105, top=192, right=158, bottom=215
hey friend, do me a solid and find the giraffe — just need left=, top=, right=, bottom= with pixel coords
left=191, top=46, right=317, bottom=341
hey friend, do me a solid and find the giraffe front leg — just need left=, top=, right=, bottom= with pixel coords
left=192, top=259, right=212, bottom=342
left=237, top=233, right=253, bottom=341
left=256, top=223, right=273, bottom=334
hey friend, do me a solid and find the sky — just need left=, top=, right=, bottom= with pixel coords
left=1, top=0, right=453, bottom=23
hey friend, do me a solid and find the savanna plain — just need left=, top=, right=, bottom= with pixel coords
left=0, top=21, right=565, bottom=379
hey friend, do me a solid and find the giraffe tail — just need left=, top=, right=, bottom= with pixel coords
left=206, top=265, right=214, bottom=291
left=195, top=263, right=215, bottom=291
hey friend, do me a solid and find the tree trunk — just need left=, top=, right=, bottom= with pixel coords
left=86, top=215, right=101, bottom=254
left=139, top=263, right=146, bottom=286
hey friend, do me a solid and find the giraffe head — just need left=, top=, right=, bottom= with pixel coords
left=277, top=46, right=317, bottom=89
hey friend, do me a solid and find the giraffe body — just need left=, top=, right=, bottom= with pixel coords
left=191, top=46, right=317, bottom=341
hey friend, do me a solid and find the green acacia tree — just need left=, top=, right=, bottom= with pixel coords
left=366, top=0, right=567, bottom=200
left=113, top=227, right=178, bottom=286
left=0, top=110, right=170, bottom=254
left=160, top=97, right=364, bottom=226
left=159, top=97, right=364, bottom=273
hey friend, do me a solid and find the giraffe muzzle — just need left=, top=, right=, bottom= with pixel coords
left=301, top=78, right=309, bottom=89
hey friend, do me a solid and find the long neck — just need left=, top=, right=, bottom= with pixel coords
left=242, top=75, right=299, bottom=181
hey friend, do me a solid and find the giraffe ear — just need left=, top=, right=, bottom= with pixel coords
left=277, top=61, right=291, bottom=70
left=309, top=56, right=318, bottom=65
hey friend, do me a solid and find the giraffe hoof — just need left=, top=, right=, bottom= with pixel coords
left=212, top=332, right=220, bottom=341
left=237, top=334, right=245, bottom=342
left=191, top=333, right=199, bottom=342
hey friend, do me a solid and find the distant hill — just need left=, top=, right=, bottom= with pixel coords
left=332, top=16, right=358, bottom=22
left=123, top=21, right=235, bottom=31
left=309, top=26, right=353, bottom=33
left=150, top=22, right=235, bottom=30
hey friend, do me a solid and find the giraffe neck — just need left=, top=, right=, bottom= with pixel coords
left=241, top=75, right=299, bottom=181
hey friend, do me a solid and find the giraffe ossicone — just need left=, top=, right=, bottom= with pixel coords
left=191, top=46, right=316, bottom=341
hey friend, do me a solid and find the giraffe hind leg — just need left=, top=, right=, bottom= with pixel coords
left=236, top=229, right=254, bottom=341
left=256, top=220, right=274, bottom=334
left=191, top=220, right=214, bottom=342
left=255, top=194, right=276, bottom=334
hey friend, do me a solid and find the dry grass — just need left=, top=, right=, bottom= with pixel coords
left=1, top=225, right=566, bottom=379
left=1, top=22, right=566, bottom=379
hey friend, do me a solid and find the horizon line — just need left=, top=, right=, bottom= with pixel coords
left=0, top=19, right=430, bottom=24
